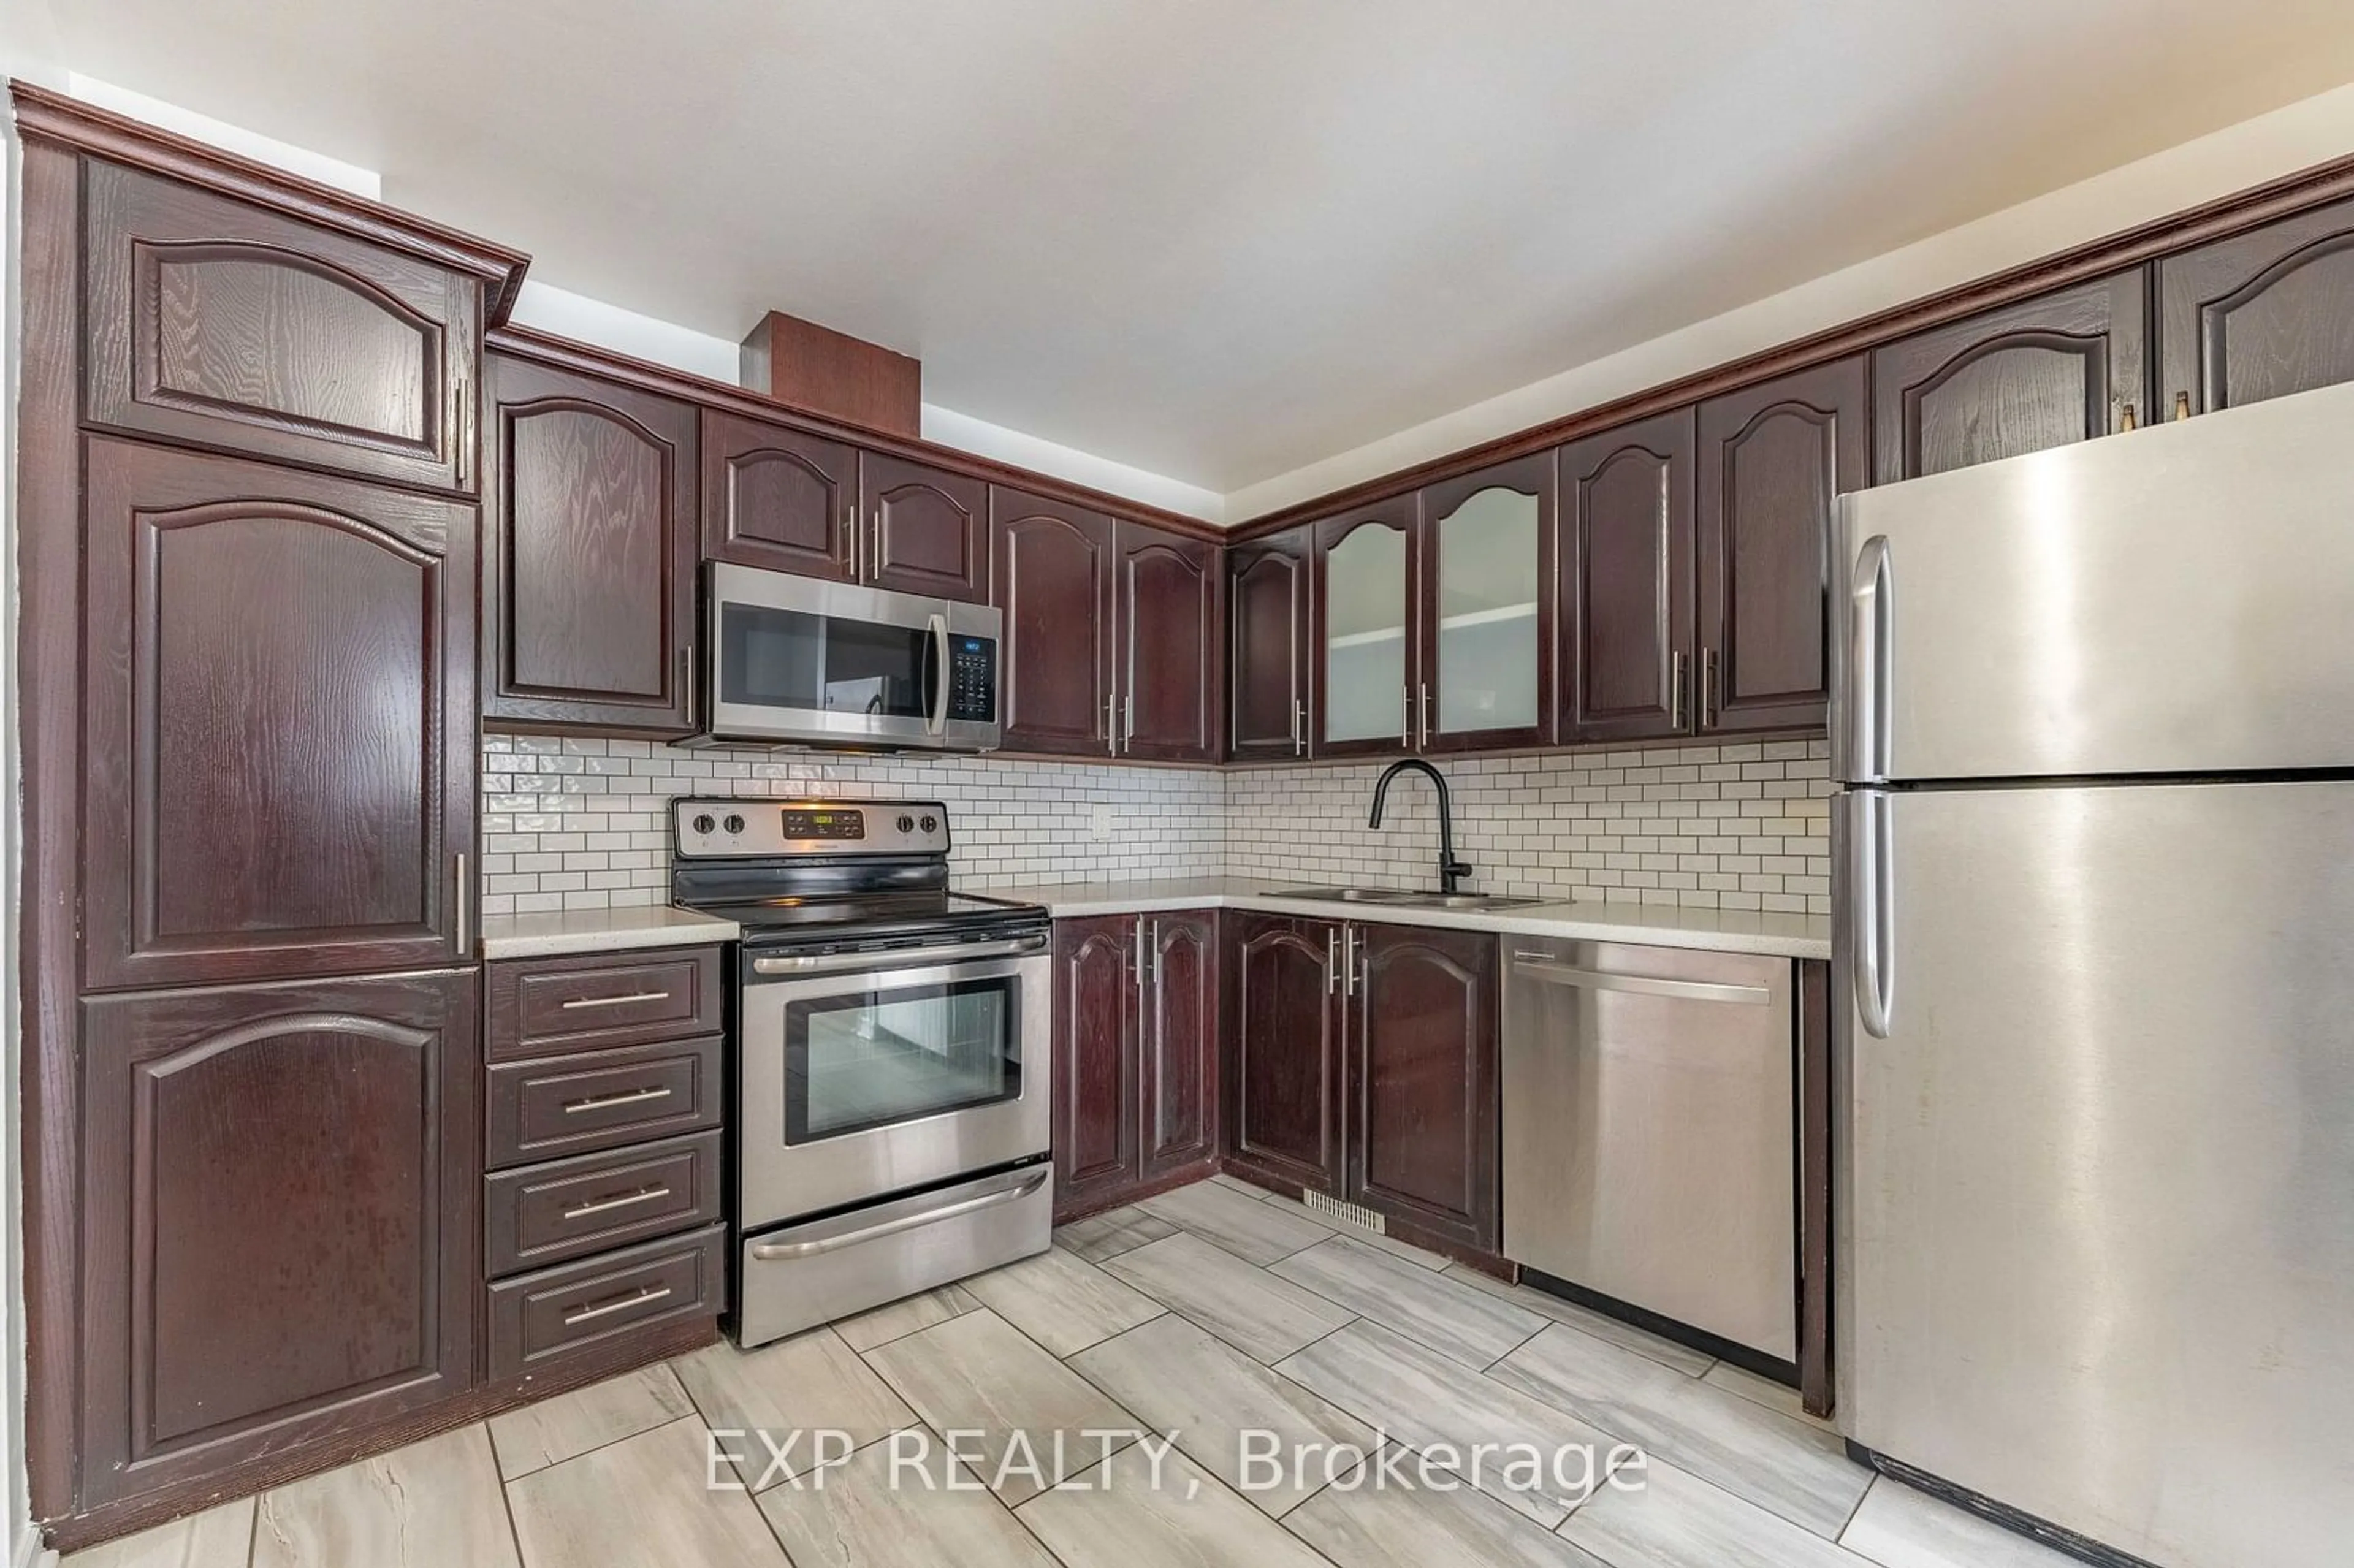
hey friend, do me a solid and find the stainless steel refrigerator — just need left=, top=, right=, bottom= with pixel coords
left=1832, top=380, right=2354, bottom=1568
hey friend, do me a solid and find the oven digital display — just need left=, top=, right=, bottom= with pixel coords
left=780, top=809, right=865, bottom=840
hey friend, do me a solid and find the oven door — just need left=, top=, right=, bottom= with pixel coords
left=706, top=563, right=1000, bottom=750
left=737, top=935, right=1050, bottom=1229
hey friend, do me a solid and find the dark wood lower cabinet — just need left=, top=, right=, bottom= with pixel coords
left=1224, top=913, right=1498, bottom=1249
left=77, top=969, right=480, bottom=1510
left=1051, top=910, right=1218, bottom=1218
left=1347, top=923, right=1499, bottom=1250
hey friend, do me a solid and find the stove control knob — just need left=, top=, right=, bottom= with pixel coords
left=691, top=813, right=716, bottom=835
left=896, top=814, right=915, bottom=834
left=920, top=814, right=939, bottom=834
left=723, top=813, right=746, bottom=835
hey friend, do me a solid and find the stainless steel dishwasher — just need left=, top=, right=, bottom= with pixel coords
left=1502, top=939, right=1796, bottom=1362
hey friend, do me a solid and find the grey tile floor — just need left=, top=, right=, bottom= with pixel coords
left=63, top=1176, right=2086, bottom=1568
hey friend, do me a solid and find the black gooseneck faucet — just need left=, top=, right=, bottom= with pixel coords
left=1368, top=758, right=1472, bottom=894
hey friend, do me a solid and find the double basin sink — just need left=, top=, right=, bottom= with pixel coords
left=1266, top=885, right=1547, bottom=912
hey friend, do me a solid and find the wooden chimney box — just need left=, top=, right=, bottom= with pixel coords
left=739, top=310, right=921, bottom=438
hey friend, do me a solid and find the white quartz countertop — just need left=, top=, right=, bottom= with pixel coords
left=960, top=877, right=1832, bottom=961
left=478, top=905, right=741, bottom=960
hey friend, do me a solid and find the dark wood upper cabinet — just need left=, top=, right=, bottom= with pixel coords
left=486, top=355, right=698, bottom=734
left=1224, top=913, right=1342, bottom=1193
left=82, top=160, right=478, bottom=494
left=1118, top=522, right=1221, bottom=761
left=1314, top=503, right=1418, bottom=758
left=991, top=487, right=1115, bottom=757
left=1228, top=527, right=1311, bottom=761
left=82, top=438, right=474, bottom=991
left=2158, top=197, right=2354, bottom=417
left=1053, top=915, right=1140, bottom=1217
left=860, top=452, right=989, bottom=603
left=1417, top=454, right=1553, bottom=753
left=1558, top=409, right=1696, bottom=744
left=78, top=969, right=478, bottom=1510
left=1872, top=270, right=2147, bottom=484
left=699, top=408, right=856, bottom=580
left=1140, top=911, right=1219, bottom=1179
left=1346, top=922, right=1498, bottom=1250
left=1696, top=357, right=1865, bottom=736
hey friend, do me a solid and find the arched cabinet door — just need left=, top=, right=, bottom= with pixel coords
left=1696, top=357, right=1865, bottom=736
left=1315, top=503, right=1417, bottom=757
left=861, top=452, right=989, bottom=603
left=992, top=490, right=1115, bottom=756
left=82, top=438, right=474, bottom=989
left=486, top=355, right=698, bottom=734
left=78, top=970, right=478, bottom=1509
left=1872, top=270, right=2146, bottom=483
left=1141, top=911, right=1219, bottom=1178
left=700, top=407, right=857, bottom=580
left=1346, top=923, right=1498, bottom=1250
left=1228, top=529, right=1311, bottom=760
left=1226, top=913, right=1341, bottom=1193
left=1119, top=523, right=1220, bottom=761
left=1558, top=409, right=1696, bottom=744
left=2159, top=196, right=2354, bottom=417
left=83, top=160, right=480, bottom=493
left=1053, top=915, right=1141, bottom=1214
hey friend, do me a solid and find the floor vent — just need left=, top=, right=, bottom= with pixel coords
left=1302, top=1190, right=1387, bottom=1234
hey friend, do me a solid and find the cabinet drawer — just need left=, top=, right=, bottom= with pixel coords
left=487, top=1222, right=725, bottom=1379
left=488, top=947, right=722, bottom=1061
left=487, top=1036, right=722, bottom=1170
left=486, top=1130, right=722, bottom=1277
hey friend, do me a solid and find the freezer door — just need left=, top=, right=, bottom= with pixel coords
left=1832, top=379, right=2354, bottom=783
left=1837, top=780, right=2354, bottom=1568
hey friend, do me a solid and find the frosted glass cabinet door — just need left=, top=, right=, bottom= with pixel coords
left=1319, top=508, right=1412, bottom=750
left=1425, top=454, right=1550, bottom=748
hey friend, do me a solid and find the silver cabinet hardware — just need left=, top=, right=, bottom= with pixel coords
left=1325, top=927, right=1339, bottom=994
left=1669, top=650, right=1687, bottom=731
left=558, top=990, right=673, bottom=1011
left=563, top=1285, right=672, bottom=1326
left=561, top=1184, right=673, bottom=1220
left=748, top=1165, right=1049, bottom=1261
left=452, top=377, right=471, bottom=487
left=561, top=1085, right=674, bottom=1115
left=454, top=852, right=469, bottom=956
left=749, top=932, right=1046, bottom=978
left=1419, top=682, right=1431, bottom=748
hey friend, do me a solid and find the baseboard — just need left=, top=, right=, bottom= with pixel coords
left=1846, top=1441, right=2163, bottom=1568
left=12, top=1520, right=56, bottom=1568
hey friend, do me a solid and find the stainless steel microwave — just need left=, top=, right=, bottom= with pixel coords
left=699, top=563, right=1002, bottom=752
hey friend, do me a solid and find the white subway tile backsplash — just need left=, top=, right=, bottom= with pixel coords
left=475, top=734, right=1833, bottom=918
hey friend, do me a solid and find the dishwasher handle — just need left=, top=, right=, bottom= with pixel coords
left=1508, top=955, right=1771, bottom=1007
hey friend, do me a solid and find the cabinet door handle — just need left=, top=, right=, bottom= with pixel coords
left=847, top=503, right=862, bottom=579
left=1326, top=927, right=1339, bottom=994
left=1670, top=650, right=1688, bottom=731
left=1701, top=649, right=1719, bottom=728
left=1343, top=924, right=1358, bottom=997
left=562, top=1285, right=672, bottom=1326
left=1106, top=693, right=1119, bottom=756
left=680, top=645, right=696, bottom=721
left=559, top=989, right=673, bottom=1011
left=1123, top=691, right=1135, bottom=746
left=562, top=1085, right=674, bottom=1115
left=562, top=1183, right=674, bottom=1220
left=454, top=852, right=470, bottom=956
left=452, top=376, right=471, bottom=487
left=1133, top=916, right=1148, bottom=1022
left=1400, top=686, right=1411, bottom=747
left=1419, top=682, right=1431, bottom=748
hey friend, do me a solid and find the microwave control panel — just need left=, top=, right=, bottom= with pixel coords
left=947, top=636, right=999, bottom=723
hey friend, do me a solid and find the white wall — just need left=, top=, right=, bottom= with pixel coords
left=2, top=98, right=32, bottom=1568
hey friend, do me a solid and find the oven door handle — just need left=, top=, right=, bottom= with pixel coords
left=925, top=611, right=951, bottom=737
left=747, top=1164, right=1050, bottom=1261
left=749, top=932, right=1048, bottom=979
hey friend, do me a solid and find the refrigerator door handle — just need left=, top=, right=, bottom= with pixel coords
left=1852, top=790, right=1895, bottom=1038
left=1849, top=534, right=1892, bottom=783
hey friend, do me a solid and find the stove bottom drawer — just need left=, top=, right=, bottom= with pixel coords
left=489, top=1222, right=726, bottom=1379
left=486, top=1130, right=724, bottom=1277
left=734, top=1162, right=1053, bottom=1349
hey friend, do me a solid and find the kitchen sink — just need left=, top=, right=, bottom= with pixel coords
left=1266, top=886, right=1547, bottom=912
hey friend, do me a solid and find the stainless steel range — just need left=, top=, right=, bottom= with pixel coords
left=671, top=798, right=1052, bottom=1347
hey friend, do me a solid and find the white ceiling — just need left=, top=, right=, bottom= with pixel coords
left=20, top=1, right=2354, bottom=494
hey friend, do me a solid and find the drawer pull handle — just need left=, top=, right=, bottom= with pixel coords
left=562, top=1285, right=672, bottom=1326
left=561, top=1184, right=674, bottom=1220
left=562, top=1086, right=674, bottom=1114
left=559, top=989, right=674, bottom=1011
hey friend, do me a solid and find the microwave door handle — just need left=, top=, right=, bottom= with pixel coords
left=926, top=611, right=950, bottom=737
